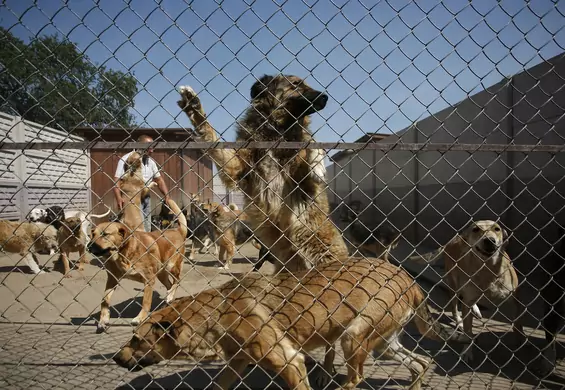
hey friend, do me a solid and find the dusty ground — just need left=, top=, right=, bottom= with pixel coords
left=0, top=241, right=564, bottom=390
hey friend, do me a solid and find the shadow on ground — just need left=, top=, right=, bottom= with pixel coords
left=70, top=291, right=166, bottom=325
left=115, top=361, right=411, bottom=390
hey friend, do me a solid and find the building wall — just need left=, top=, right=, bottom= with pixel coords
left=89, top=149, right=213, bottom=215
left=327, top=53, right=565, bottom=281
left=0, top=112, right=90, bottom=220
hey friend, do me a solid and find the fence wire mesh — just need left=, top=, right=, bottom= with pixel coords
left=1, top=0, right=565, bottom=389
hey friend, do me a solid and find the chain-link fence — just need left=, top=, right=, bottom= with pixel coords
left=1, top=0, right=565, bottom=389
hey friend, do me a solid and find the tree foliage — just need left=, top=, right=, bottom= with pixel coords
left=0, top=28, right=138, bottom=130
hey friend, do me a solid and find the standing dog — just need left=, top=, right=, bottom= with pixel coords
left=114, top=258, right=469, bottom=390
left=186, top=196, right=217, bottom=260
left=410, top=220, right=525, bottom=363
left=117, top=151, right=157, bottom=232
left=208, top=204, right=262, bottom=270
left=0, top=220, right=58, bottom=274
left=177, top=75, right=349, bottom=272
left=28, top=205, right=111, bottom=246
left=87, top=198, right=187, bottom=333
left=53, top=217, right=88, bottom=278
left=534, top=224, right=565, bottom=376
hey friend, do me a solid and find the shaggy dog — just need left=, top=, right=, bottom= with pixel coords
left=177, top=75, right=349, bottom=272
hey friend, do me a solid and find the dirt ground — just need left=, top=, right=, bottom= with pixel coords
left=0, top=241, right=564, bottom=390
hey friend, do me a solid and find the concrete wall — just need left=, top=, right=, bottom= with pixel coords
left=327, top=53, right=565, bottom=282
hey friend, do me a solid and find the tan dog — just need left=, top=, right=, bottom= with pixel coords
left=114, top=258, right=468, bottom=390
left=117, top=151, right=157, bottom=232
left=53, top=206, right=112, bottom=278
left=208, top=204, right=261, bottom=270
left=177, top=76, right=349, bottom=273
left=87, top=198, right=187, bottom=333
left=0, top=220, right=58, bottom=274
left=53, top=217, right=88, bottom=277
left=409, top=220, right=525, bottom=363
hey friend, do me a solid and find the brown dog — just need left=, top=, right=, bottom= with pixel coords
left=177, top=76, right=349, bottom=273
left=117, top=151, right=157, bottom=232
left=409, top=220, right=525, bottom=363
left=114, top=258, right=468, bottom=390
left=0, top=220, right=58, bottom=274
left=87, top=198, right=187, bottom=333
left=53, top=217, right=88, bottom=277
left=208, top=204, right=261, bottom=270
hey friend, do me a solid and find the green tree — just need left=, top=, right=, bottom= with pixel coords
left=0, top=27, right=138, bottom=130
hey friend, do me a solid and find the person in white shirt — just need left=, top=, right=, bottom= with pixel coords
left=113, top=134, right=170, bottom=232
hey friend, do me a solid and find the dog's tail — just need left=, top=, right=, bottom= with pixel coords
left=411, top=286, right=469, bottom=344
left=88, top=206, right=112, bottom=220
left=228, top=203, right=239, bottom=211
left=408, top=247, right=444, bottom=265
left=168, top=198, right=188, bottom=238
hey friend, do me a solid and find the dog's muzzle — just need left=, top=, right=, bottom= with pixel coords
left=113, top=348, right=160, bottom=371
left=87, top=241, right=111, bottom=257
left=305, top=91, right=328, bottom=110
left=479, top=236, right=499, bottom=256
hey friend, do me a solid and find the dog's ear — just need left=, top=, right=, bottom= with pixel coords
left=501, top=227, right=509, bottom=249
left=118, top=225, right=128, bottom=238
left=250, top=75, right=273, bottom=100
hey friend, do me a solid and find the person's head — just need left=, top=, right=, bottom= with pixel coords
left=137, top=134, right=154, bottom=154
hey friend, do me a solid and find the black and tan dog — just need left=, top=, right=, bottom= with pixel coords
left=339, top=202, right=401, bottom=261
left=410, top=220, right=526, bottom=363
left=177, top=75, right=349, bottom=273
left=87, top=198, right=187, bottom=333
left=186, top=195, right=216, bottom=260
left=114, top=258, right=469, bottom=390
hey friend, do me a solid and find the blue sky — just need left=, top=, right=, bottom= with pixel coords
left=1, top=0, right=564, bottom=144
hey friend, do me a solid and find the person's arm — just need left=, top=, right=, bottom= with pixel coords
left=114, top=157, right=125, bottom=209
left=151, top=159, right=170, bottom=202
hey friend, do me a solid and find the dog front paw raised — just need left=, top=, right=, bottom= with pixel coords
left=177, top=85, right=202, bottom=114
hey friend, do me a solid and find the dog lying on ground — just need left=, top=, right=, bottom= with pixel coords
left=87, top=198, right=187, bottom=333
left=409, top=220, right=526, bottom=363
left=114, top=258, right=469, bottom=390
left=534, top=224, right=565, bottom=377
left=208, top=204, right=263, bottom=270
left=116, top=151, right=157, bottom=232
left=52, top=217, right=88, bottom=278
left=178, top=75, right=349, bottom=272
left=0, top=220, right=58, bottom=274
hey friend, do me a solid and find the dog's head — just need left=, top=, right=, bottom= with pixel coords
left=250, top=74, right=329, bottom=119
left=462, top=220, right=508, bottom=258
left=87, top=222, right=129, bottom=260
left=124, top=151, right=143, bottom=176
left=59, top=217, right=84, bottom=238
left=32, top=222, right=59, bottom=255
left=114, top=304, right=222, bottom=371
left=28, top=208, right=47, bottom=223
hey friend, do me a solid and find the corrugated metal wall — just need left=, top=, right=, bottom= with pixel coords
left=0, top=113, right=90, bottom=220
